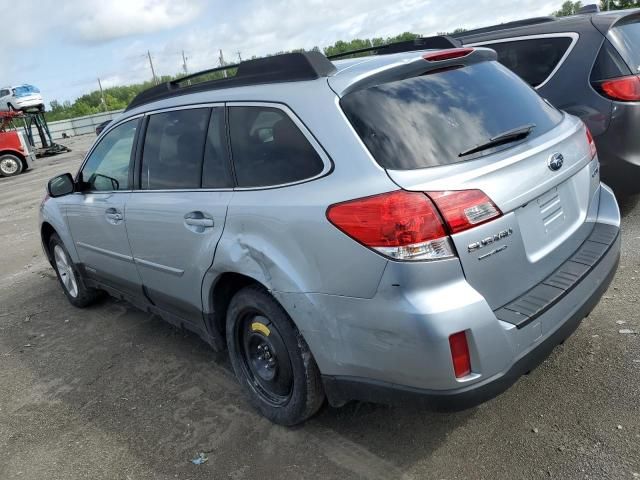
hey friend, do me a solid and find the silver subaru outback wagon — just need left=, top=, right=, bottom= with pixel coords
left=40, top=37, right=621, bottom=425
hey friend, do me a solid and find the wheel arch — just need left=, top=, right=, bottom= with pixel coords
left=40, top=221, right=58, bottom=264
left=207, top=272, right=265, bottom=345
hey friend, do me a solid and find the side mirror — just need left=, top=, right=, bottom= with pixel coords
left=47, top=173, right=75, bottom=197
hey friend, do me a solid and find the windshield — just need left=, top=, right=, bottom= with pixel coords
left=340, top=61, right=563, bottom=170
left=608, top=15, right=640, bottom=73
left=13, top=85, right=40, bottom=97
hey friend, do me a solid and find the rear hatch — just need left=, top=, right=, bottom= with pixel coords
left=339, top=54, right=600, bottom=309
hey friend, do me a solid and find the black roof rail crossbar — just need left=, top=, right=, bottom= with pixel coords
left=126, top=51, right=337, bottom=112
left=327, top=35, right=461, bottom=60
left=451, top=17, right=556, bottom=38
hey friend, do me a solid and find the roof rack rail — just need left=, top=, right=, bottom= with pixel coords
left=327, top=35, right=461, bottom=60
left=451, top=17, right=556, bottom=38
left=125, top=51, right=337, bottom=112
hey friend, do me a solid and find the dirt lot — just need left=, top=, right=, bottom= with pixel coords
left=1, top=134, right=639, bottom=480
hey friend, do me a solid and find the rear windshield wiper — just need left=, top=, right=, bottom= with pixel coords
left=459, top=123, right=536, bottom=157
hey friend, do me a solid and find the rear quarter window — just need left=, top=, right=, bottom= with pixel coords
left=340, top=60, right=563, bottom=170
left=229, top=106, right=325, bottom=187
left=479, top=37, right=573, bottom=87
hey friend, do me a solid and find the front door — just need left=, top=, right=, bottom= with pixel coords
left=65, top=118, right=142, bottom=295
left=125, top=107, right=233, bottom=323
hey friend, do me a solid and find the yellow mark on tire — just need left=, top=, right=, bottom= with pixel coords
left=251, top=322, right=271, bottom=336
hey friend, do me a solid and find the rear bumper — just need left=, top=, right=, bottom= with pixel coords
left=595, top=103, right=640, bottom=191
left=322, top=227, right=620, bottom=409
left=276, top=184, right=620, bottom=408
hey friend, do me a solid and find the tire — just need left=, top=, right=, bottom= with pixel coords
left=0, top=154, right=23, bottom=177
left=7, top=103, right=15, bottom=112
left=49, top=234, right=101, bottom=308
left=226, top=285, right=325, bottom=425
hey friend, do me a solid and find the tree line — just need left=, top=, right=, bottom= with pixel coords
left=45, top=0, right=639, bottom=121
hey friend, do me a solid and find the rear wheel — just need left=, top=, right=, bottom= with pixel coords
left=49, top=234, right=101, bottom=308
left=0, top=154, right=23, bottom=177
left=226, top=285, right=325, bottom=425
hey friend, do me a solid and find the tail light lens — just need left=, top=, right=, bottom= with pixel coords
left=595, top=74, right=640, bottom=101
left=449, top=331, right=471, bottom=378
left=423, top=48, right=474, bottom=62
left=426, top=190, right=501, bottom=234
left=585, top=125, right=597, bottom=159
left=326, top=190, right=454, bottom=261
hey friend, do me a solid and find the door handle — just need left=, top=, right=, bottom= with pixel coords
left=105, top=207, right=123, bottom=224
left=185, top=218, right=214, bottom=228
left=184, top=211, right=214, bottom=232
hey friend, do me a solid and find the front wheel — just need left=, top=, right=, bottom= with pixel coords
left=49, top=234, right=101, bottom=308
left=0, top=154, right=23, bottom=177
left=226, top=285, right=325, bottom=425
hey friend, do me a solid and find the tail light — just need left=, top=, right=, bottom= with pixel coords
left=326, top=190, right=454, bottom=261
left=426, top=190, right=501, bottom=234
left=327, top=189, right=502, bottom=261
left=595, top=74, right=640, bottom=101
left=449, top=331, right=471, bottom=378
left=423, top=48, right=474, bottom=62
left=585, top=125, right=597, bottom=159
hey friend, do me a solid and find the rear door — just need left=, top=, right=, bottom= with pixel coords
left=340, top=59, right=600, bottom=309
left=125, top=106, right=233, bottom=323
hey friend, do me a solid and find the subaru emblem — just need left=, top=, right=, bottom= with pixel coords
left=548, top=153, right=564, bottom=171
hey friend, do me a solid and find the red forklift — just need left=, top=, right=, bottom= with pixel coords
left=0, top=110, right=70, bottom=177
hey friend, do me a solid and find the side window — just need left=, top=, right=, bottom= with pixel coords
left=229, top=106, right=324, bottom=188
left=484, top=37, right=573, bottom=87
left=141, top=108, right=210, bottom=190
left=202, top=108, right=234, bottom=188
left=80, top=119, right=138, bottom=191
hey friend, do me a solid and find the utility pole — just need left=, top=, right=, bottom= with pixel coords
left=147, top=50, right=158, bottom=85
left=97, top=77, right=106, bottom=111
left=236, top=50, right=242, bottom=63
left=219, top=49, right=227, bottom=78
left=181, top=50, right=189, bottom=75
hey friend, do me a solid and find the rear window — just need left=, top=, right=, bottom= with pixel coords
left=341, top=61, right=563, bottom=170
left=482, top=37, right=573, bottom=87
left=608, top=16, right=640, bottom=74
left=13, top=85, right=40, bottom=97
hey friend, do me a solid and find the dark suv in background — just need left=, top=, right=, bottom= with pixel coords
left=455, top=6, right=640, bottom=191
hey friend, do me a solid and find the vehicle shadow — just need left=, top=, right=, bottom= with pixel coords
left=615, top=190, right=640, bottom=218
left=1, top=275, right=474, bottom=479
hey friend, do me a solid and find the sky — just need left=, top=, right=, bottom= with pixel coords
left=0, top=0, right=561, bottom=105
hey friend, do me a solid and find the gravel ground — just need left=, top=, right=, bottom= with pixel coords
left=0, top=134, right=639, bottom=480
